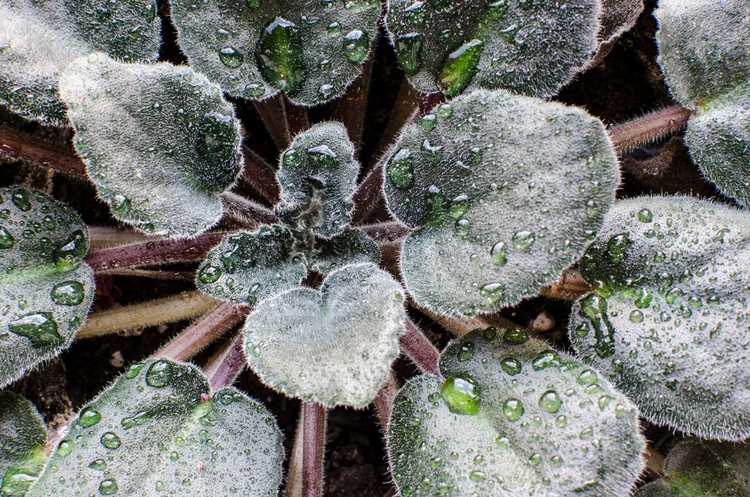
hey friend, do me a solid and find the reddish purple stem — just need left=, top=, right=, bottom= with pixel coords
left=0, top=126, right=86, bottom=179
left=302, top=402, right=327, bottom=497
left=205, top=334, right=248, bottom=391
left=400, top=320, right=442, bottom=378
left=608, top=104, right=692, bottom=153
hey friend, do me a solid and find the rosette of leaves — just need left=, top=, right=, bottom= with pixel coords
left=568, top=196, right=750, bottom=441
left=0, top=0, right=160, bottom=125
left=59, top=53, right=244, bottom=238
left=169, top=0, right=381, bottom=105
left=635, top=440, right=750, bottom=497
left=387, top=328, right=645, bottom=497
left=0, top=392, right=47, bottom=497
left=385, top=0, right=600, bottom=98
left=0, top=187, right=95, bottom=388
left=19, top=359, right=285, bottom=497
left=656, top=0, right=750, bottom=207
left=382, top=89, right=620, bottom=316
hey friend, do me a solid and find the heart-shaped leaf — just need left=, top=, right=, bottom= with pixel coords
left=243, top=263, right=405, bottom=408
left=276, top=122, right=360, bottom=238
left=0, top=392, right=47, bottom=497
left=27, top=359, right=284, bottom=497
left=385, top=0, right=599, bottom=98
left=383, top=90, right=620, bottom=316
left=387, top=329, right=645, bottom=497
left=635, top=440, right=750, bottom=497
left=170, top=0, right=380, bottom=105
left=59, top=53, right=244, bottom=238
left=0, top=187, right=95, bottom=388
left=0, top=0, right=160, bottom=125
left=568, top=196, right=750, bottom=441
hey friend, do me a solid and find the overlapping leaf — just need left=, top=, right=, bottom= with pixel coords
left=0, top=392, right=47, bottom=497
left=0, top=188, right=95, bottom=388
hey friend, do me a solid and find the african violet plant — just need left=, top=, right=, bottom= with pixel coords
left=1, top=0, right=750, bottom=496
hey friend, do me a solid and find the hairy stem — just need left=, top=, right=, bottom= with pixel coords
left=302, top=402, right=327, bottom=497
left=608, top=105, right=692, bottom=154
left=352, top=163, right=385, bottom=225
left=416, top=305, right=519, bottom=337
left=88, top=226, right=149, bottom=250
left=240, top=145, right=281, bottom=205
left=372, top=78, right=420, bottom=169
left=0, top=126, right=86, bottom=179
left=284, top=411, right=305, bottom=497
left=77, top=291, right=218, bottom=339
left=541, top=268, right=593, bottom=300
left=85, top=232, right=225, bottom=271
left=333, top=40, right=377, bottom=151
left=204, top=334, right=247, bottom=391
left=153, top=302, right=249, bottom=362
left=359, top=220, right=411, bottom=242
left=373, top=371, right=398, bottom=432
left=401, top=320, right=442, bottom=377
left=95, top=268, right=194, bottom=281
left=254, top=94, right=309, bottom=150
left=221, top=191, right=278, bottom=227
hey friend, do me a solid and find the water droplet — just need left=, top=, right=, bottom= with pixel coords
left=502, top=398, right=524, bottom=421
left=440, top=375, right=481, bottom=415
left=512, top=231, right=535, bottom=251
left=448, top=194, right=470, bottom=219
left=343, top=29, right=369, bottom=64
left=0, top=226, right=14, bottom=249
left=539, top=390, right=562, bottom=413
left=54, top=230, right=86, bottom=270
left=503, top=328, right=528, bottom=345
left=89, top=458, right=107, bottom=471
left=8, top=312, right=62, bottom=347
left=577, top=369, right=598, bottom=386
left=396, top=32, right=424, bottom=74
left=256, top=17, right=305, bottom=94
left=99, top=478, right=118, bottom=495
left=11, top=189, right=31, bottom=211
left=439, top=39, right=483, bottom=97
left=51, top=281, right=85, bottom=306
left=457, top=342, right=475, bottom=361
left=436, top=104, right=453, bottom=119
left=606, top=233, right=631, bottom=264
left=532, top=350, right=560, bottom=370
left=219, top=46, right=243, bottom=68
left=125, top=362, right=145, bottom=379
left=500, top=357, right=522, bottom=375
left=455, top=218, right=471, bottom=238
left=100, top=432, right=121, bottom=449
left=109, top=194, right=130, bottom=215
left=57, top=439, right=73, bottom=456
left=198, top=264, right=223, bottom=284
left=629, top=309, right=644, bottom=323
left=490, top=241, right=507, bottom=266
left=637, top=208, right=653, bottom=223
left=146, top=360, right=173, bottom=388
left=307, top=144, right=338, bottom=168
left=479, top=282, right=503, bottom=304
left=79, top=408, right=102, bottom=428
left=419, top=113, right=437, bottom=131
left=386, top=149, right=414, bottom=190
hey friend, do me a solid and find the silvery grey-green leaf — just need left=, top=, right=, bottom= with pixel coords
left=386, top=0, right=600, bottom=98
left=569, top=196, right=750, bottom=441
left=0, top=392, right=47, bottom=497
left=59, top=53, right=243, bottom=238
left=0, top=0, right=160, bottom=125
left=383, top=90, right=620, bottom=316
left=169, top=0, right=380, bottom=105
left=0, top=188, right=95, bottom=389
left=27, top=359, right=284, bottom=497
left=387, top=329, right=645, bottom=497
left=244, top=263, right=405, bottom=408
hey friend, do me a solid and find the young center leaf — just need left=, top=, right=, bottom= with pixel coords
left=276, top=122, right=360, bottom=238
left=311, top=228, right=380, bottom=275
left=635, top=440, right=750, bottom=497
left=27, top=359, right=285, bottom=497
left=383, top=90, right=620, bottom=317
left=387, top=329, right=645, bottom=497
left=0, top=0, right=160, bottom=124
left=169, top=0, right=381, bottom=105
left=0, top=392, right=48, bottom=497
left=243, top=263, right=405, bottom=408
left=385, top=0, right=600, bottom=98
left=0, top=188, right=95, bottom=388
left=568, top=196, right=750, bottom=441
left=59, top=53, right=244, bottom=238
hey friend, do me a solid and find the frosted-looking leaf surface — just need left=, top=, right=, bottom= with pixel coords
left=170, top=0, right=380, bottom=105
left=311, top=228, right=380, bottom=274
left=387, top=329, right=645, bottom=497
left=635, top=441, right=750, bottom=497
left=276, top=122, right=360, bottom=238
left=383, top=90, right=620, bottom=316
left=0, top=0, right=160, bottom=124
left=0, top=188, right=95, bottom=388
left=27, top=359, right=285, bottom=497
left=59, top=53, right=243, bottom=238
left=386, top=0, right=599, bottom=98
left=569, top=196, right=750, bottom=441
left=0, top=392, right=47, bottom=497
left=243, top=263, right=405, bottom=408
left=600, top=0, right=643, bottom=44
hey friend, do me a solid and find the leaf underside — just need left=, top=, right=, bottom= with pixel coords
left=0, top=392, right=47, bottom=497
left=569, top=196, right=750, bottom=441
left=384, top=89, right=620, bottom=316
left=388, top=329, right=645, bottom=497
left=59, top=53, right=243, bottom=238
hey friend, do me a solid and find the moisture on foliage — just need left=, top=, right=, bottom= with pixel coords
left=0, top=392, right=47, bottom=497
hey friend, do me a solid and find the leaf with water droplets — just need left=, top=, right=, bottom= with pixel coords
left=635, top=440, right=750, bottom=497
left=0, top=0, right=160, bottom=125
left=59, top=53, right=243, bottom=238
left=170, top=0, right=380, bottom=105
left=27, top=359, right=284, bottom=497
left=311, top=228, right=380, bottom=275
left=386, top=0, right=600, bottom=98
left=569, top=196, right=750, bottom=441
left=387, top=329, right=645, bottom=497
left=0, top=188, right=95, bottom=388
left=0, top=392, right=47, bottom=497
left=276, top=122, right=360, bottom=238
left=243, top=263, right=405, bottom=408
left=383, top=90, right=620, bottom=316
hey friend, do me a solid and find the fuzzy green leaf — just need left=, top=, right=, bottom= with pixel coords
left=170, top=0, right=380, bottom=105
left=243, top=263, right=405, bottom=408
left=0, top=188, right=95, bottom=388
left=386, top=0, right=599, bottom=98
left=383, top=90, right=619, bottom=316
left=0, top=392, right=47, bottom=497
left=0, top=0, right=159, bottom=125
left=311, top=228, right=380, bottom=275
left=387, top=329, right=645, bottom=497
left=276, top=122, right=360, bottom=238
left=27, top=359, right=284, bottom=497
left=59, top=53, right=243, bottom=238
left=569, top=196, right=750, bottom=441
left=635, top=440, right=750, bottom=497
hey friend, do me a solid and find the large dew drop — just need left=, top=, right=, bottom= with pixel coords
left=440, top=375, right=481, bottom=415
left=256, top=17, right=306, bottom=95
